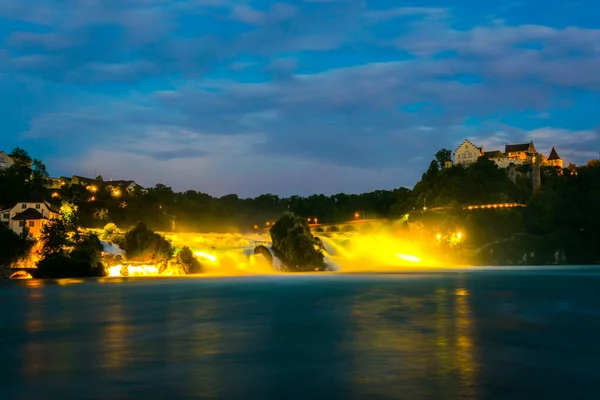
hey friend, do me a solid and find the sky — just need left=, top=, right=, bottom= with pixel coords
left=1, top=0, right=599, bottom=197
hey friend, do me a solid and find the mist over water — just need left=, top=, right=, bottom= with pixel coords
left=106, top=228, right=452, bottom=277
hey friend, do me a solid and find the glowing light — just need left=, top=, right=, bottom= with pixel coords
left=112, top=189, right=121, bottom=197
left=457, top=232, right=462, bottom=239
left=194, top=251, right=217, bottom=262
left=108, top=265, right=122, bottom=277
left=396, top=253, right=421, bottom=263
left=354, top=212, right=360, bottom=219
left=314, top=218, right=318, bottom=224
left=51, top=192, right=59, bottom=198
left=436, top=233, right=442, bottom=240
left=9, top=271, right=32, bottom=279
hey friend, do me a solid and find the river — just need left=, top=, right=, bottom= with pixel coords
left=1, top=267, right=600, bottom=399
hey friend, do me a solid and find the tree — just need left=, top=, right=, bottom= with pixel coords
left=435, top=148, right=453, bottom=169
left=39, top=218, right=71, bottom=257
left=30, top=159, right=49, bottom=192
left=0, top=225, right=34, bottom=267
left=37, top=234, right=106, bottom=278
left=270, top=214, right=325, bottom=271
left=121, top=222, right=173, bottom=262
left=176, top=246, right=203, bottom=274
left=9, top=147, right=32, bottom=166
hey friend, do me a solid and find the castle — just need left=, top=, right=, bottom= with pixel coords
left=453, top=139, right=563, bottom=169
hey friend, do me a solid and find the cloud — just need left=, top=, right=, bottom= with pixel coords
left=2, top=1, right=600, bottom=195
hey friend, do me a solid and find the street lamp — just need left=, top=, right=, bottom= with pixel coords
left=354, top=211, right=365, bottom=220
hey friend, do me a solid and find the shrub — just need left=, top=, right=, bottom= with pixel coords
left=122, top=222, right=173, bottom=262
left=176, top=246, right=203, bottom=274
left=270, top=214, right=325, bottom=272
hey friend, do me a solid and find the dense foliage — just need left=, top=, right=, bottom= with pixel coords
left=0, top=224, right=35, bottom=267
left=175, top=246, right=203, bottom=274
left=3, top=145, right=600, bottom=268
left=270, top=214, right=325, bottom=271
left=0, top=147, right=48, bottom=208
left=119, top=222, right=173, bottom=262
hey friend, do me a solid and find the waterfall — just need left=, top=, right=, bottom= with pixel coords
left=317, top=236, right=351, bottom=260
left=266, top=247, right=286, bottom=271
left=101, top=241, right=124, bottom=255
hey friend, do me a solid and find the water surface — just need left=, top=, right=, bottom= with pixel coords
left=2, top=268, right=600, bottom=399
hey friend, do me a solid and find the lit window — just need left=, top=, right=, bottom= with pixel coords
left=29, top=221, right=34, bottom=227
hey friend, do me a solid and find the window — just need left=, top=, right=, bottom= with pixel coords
left=19, top=221, right=25, bottom=227
left=2, top=213, right=8, bottom=219
left=29, top=221, right=35, bottom=227
left=21, top=204, right=26, bottom=209
left=36, top=204, right=41, bottom=209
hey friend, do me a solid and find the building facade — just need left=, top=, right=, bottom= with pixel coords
left=505, top=142, right=537, bottom=163
left=545, top=146, right=563, bottom=168
left=454, top=139, right=484, bottom=165
left=455, top=139, right=565, bottom=170
left=0, top=194, right=59, bottom=239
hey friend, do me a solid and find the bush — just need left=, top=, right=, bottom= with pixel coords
left=270, top=214, right=325, bottom=272
left=102, top=223, right=117, bottom=239
left=0, top=225, right=34, bottom=267
left=122, top=222, right=173, bottom=262
left=175, top=246, right=203, bottom=274
left=36, top=234, right=106, bottom=278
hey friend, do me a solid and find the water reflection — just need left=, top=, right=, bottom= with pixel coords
left=349, top=279, right=479, bottom=399
left=8, top=273, right=597, bottom=399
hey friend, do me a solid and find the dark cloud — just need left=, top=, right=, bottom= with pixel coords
left=1, top=1, right=599, bottom=195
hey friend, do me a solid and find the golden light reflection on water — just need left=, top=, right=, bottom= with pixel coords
left=102, top=299, right=132, bottom=371
left=24, top=283, right=45, bottom=376
left=455, top=286, right=476, bottom=396
left=350, top=282, right=479, bottom=398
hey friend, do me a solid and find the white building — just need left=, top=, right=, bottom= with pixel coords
left=0, top=193, right=59, bottom=239
left=454, top=139, right=484, bottom=165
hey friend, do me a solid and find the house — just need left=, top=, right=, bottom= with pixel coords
left=44, top=177, right=66, bottom=189
left=105, top=180, right=144, bottom=194
left=544, top=146, right=563, bottom=169
left=66, top=176, right=144, bottom=195
left=483, top=150, right=514, bottom=168
left=505, top=141, right=537, bottom=163
left=0, top=151, right=14, bottom=170
left=0, top=193, right=59, bottom=239
left=454, top=139, right=484, bottom=165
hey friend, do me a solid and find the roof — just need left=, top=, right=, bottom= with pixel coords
left=484, top=150, right=505, bottom=158
left=72, top=175, right=95, bottom=183
left=106, top=180, right=137, bottom=187
left=11, top=192, right=59, bottom=214
left=12, top=208, right=48, bottom=221
left=454, top=139, right=482, bottom=154
left=505, top=141, right=535, bottom=153
left=548, top=146, right=561, bottom=160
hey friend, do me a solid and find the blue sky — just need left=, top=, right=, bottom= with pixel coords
left=1, top=0, right=599, bottom=197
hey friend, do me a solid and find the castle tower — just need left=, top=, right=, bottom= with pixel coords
left=546, top=146, right=563, bottom=169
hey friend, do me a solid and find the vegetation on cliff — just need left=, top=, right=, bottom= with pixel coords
left=269, top=213, right=325, bottom=272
